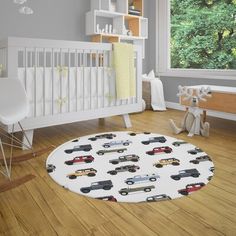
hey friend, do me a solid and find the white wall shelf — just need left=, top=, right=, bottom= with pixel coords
left=86, top=0, right=148, bottom=58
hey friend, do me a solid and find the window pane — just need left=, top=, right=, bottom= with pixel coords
left=170, top=0, right=236, bottom=70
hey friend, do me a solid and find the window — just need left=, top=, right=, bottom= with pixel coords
left=157, top=0, right=236, bottom=79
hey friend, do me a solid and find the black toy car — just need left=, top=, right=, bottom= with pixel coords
left=88, top=133, right=116, bottom=141
left=172, top=141, right=188, bottom=147
left=128, top=132, right=150, bottom=136
left=141, top=136, right=166, bottom=145
left=188, top=148, right=203, bottom=155
left=190, top=155, right=212, bottom=164
left=64, top=144, right=92, bottom=154
left=80, top=180, right=113, bottom=193
left=109, top=154, right=140, bottom=165
left=171, top=169, right=200, bottom=180
left=47, top=164, right=56, bottom=173
left=107, top=165, right=140, bottom=175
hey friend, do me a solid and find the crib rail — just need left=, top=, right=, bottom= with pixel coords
left=0, top=37, right=142, bottom=131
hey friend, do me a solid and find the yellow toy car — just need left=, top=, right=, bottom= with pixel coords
left=67, top=168, right=97, bottom=179
left=153, top=158, right=180, bottom=168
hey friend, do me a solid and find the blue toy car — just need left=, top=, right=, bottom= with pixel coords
left=125, top=173, right=160, bottom=185
left=103, top=140, right=132, bottom=148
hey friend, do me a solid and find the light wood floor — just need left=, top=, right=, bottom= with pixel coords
left=0, top=109, right=236, bottom=236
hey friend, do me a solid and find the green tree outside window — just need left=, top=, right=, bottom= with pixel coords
left=171, top=0, right=236, bottom=69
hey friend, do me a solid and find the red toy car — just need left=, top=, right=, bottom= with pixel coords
left=178, top=182, right=205, bottom=195
left=64, top=155, right=94, bottom=165
left=146, top=146, right=172, bottom=155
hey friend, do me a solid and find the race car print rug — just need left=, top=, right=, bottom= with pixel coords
left=46, top=131, right=214, bottom=203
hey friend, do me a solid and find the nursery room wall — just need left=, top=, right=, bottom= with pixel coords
left=0, top=0, right=90, bottom=41
left=146, top=1, right=236, bottom=104
left=0, top=0, right=151, bottom=73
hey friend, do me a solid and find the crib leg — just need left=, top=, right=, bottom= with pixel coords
left=22, top=129, right=34, bottom=150
left=122, top=114, right=132, bottom=128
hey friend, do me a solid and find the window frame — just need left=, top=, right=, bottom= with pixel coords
left=156, top=0, right=236, bottom=80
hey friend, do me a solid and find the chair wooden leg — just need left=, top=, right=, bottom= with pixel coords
left=0, top=138, right=10, bottom=179
left=0, top=174, right=36, bottom=193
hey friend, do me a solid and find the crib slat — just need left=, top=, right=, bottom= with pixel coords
left=24, top=48, right=27, bottom=93
left=102, top=50, right=105, bottom=108
left=82, top=50, right=85, bottom=110
left=43, top=48, right=46, bottom=116
left=75, top=49, right=78, bottom=112
left=96, top=50, right=99, bottom=109
left=51, top=49, right=54, bottom=115
left=60, top=49, right=63, bottom=114
left=68, top=49, right=71, bottom=112
left=90, top=50, right=92, bottom=110
left=34, top=48, right=37, bottom=117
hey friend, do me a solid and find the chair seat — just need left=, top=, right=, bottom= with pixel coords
left=0, top=78, right=29, bottom=125
left=0, top=105, right=29, bottom=125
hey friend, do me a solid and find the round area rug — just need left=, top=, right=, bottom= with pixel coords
left=46, top=131, right=214, bottom=203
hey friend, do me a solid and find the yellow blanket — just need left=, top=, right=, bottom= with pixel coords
left=113, top=43, right=136, bottom=99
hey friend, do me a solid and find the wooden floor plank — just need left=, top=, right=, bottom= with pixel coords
left=0, top=174, right=35, bottom=193
left=0, top=110, right=235, bottom=236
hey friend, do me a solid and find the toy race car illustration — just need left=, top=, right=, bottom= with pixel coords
left=172, top=141, right=188, bottom=147
left=47, top=164, right=56, bottom=173
left=64, top=155, right=94, bottom=165
left=109, top=154, right=140, bottom=165
left=178, top=182, right=205, bottom=195
left=153, top=158, right=180, bottom=168
left=107, top=165, right=140, bottom=175
left=146, top=146, right=172, bottom=155
left=209, top=167, right=215, bottom=172
left=171, top=169, right=200, bottom=180
left=80, top=180, right=113, bottom=193
left=67, top=168, right=97, bottom=179
left=189, top=155, right=212, bottom=164
left=103, top=140, right=132, bottom=148
left=125, top=173, right=160, bottom=185
left=119, top=185, right=155, bottom=195
left=187, top=148, right=203, bottom=155
left=141, top=136, right=167, bottom=145
left=128, top=132, right=150, bottom=136
left=88, top=133, right=116, bottom=141
left=95, top=195, right=117, bottom=202
left=146, top=194, right=172, bottom=202
left=97, top=148, right=127, bottom=156
left=65, top=144, right=92, bottom=154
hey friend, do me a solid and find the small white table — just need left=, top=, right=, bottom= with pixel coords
left=180, top=85, right=236, bottom=121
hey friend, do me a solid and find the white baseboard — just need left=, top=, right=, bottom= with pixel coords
left=165, top=101, right=236, bottom=121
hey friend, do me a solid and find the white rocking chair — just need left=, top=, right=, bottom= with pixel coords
left=0, top=78, right=35, bottom=180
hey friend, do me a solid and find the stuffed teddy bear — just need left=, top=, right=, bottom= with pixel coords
left=169, top=86, right=211, bottom=137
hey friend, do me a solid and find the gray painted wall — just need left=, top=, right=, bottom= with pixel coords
left=0, top=0, right=90, bottom=41
left=0, top=0, right=150, bottom=71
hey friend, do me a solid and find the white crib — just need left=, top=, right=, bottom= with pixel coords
left=0, top=37, right=142, bottom=147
